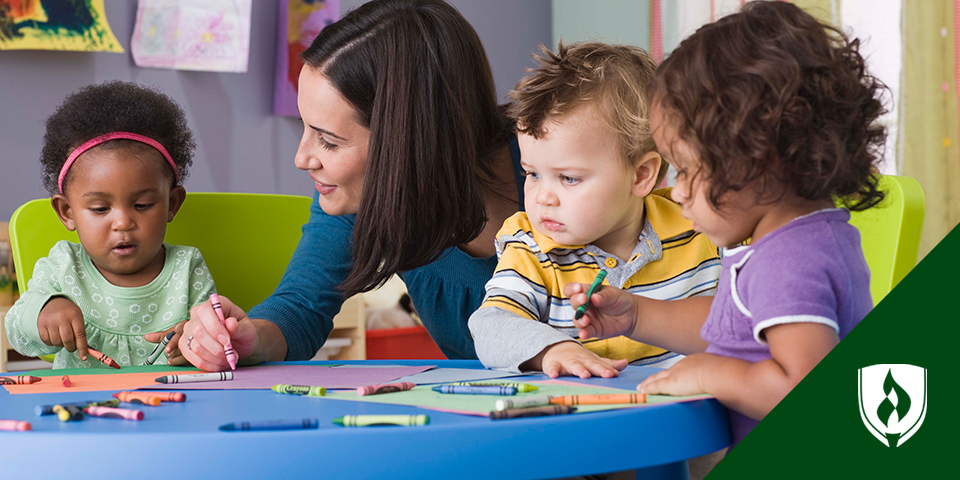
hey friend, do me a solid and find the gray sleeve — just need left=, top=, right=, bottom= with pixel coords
left=469, top=303, right=578, bottom=373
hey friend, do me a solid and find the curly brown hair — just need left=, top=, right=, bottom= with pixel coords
left=507, top=41, right=666, bottom=184
left=651, top=1, right=886, bottom=211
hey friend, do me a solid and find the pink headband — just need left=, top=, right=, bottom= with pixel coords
left=58, top=132, right=178, bottom=193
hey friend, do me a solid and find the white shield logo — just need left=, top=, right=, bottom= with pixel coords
left=858, top=364, right=927, bottom=447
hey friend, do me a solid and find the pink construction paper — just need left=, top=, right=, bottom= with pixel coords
left=138, top=364, right=434, bottom=390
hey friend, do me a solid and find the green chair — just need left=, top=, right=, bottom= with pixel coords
left=8, top=193, right=313, bottom=361
left=847, top=175, right=925, bottom=306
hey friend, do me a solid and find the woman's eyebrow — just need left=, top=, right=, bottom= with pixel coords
left=309, top=124, right=346, bottom=141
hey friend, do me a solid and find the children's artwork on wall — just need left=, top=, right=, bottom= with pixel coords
left=0, top=0, right=123, bottom=52
left=130, top=0, right=252, bottom=73
left=273, top=0, right=340, bottom=117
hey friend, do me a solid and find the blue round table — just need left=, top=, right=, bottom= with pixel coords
left=0, top=360, right=730, bottom=479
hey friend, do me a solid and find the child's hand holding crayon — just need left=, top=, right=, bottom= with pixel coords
left=37, top=297, right=89, bottom=360
left=564, top=282, right=640, bottom=340
left=143, top=321, right=187, bottom=365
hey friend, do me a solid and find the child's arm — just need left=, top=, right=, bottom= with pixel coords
left=469, top=231, right=626, bottom=378
left=565, top=282, right=712, bottom=355
left=638, top=322, right=837, bottom=420
left=3, top=245, right=89, bottom=360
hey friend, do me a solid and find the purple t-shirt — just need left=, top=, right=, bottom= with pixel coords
left=701, top=209, right=872, bottom=445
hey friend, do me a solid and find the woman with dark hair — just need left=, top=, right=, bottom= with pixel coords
left=170, top=0, right=525, bottom=370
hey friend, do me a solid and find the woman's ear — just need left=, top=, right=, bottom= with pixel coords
left=167, top=186, right=186, bottom=222
left=51, top=194, right=77, bottom=231
left=631, top=151, right=663, bottom=198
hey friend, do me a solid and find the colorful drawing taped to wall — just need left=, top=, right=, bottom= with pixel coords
left=130, top=0, right=252, bottom=73
left=273, top=0, right=340, bottom=117
left=0, top=0, right=123, bottom=52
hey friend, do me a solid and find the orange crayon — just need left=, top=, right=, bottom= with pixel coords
left=113, top=392, right=162, bottom=406
left=133, top=391, right=185, bottom=403
left=0, top=376, right=42, bottom=385
left=0, top=419, right=32, bottom=431
left=86, top=348, right=120, bottom=369
left=549, top=393, right=646, bottom=406
left=62, top=375, right=71, bottom=387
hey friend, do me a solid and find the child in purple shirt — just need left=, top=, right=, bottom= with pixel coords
left=565, top=2, right=881, bottom=447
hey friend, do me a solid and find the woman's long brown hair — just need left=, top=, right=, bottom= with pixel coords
left=301, top=0, right=510, bottom=297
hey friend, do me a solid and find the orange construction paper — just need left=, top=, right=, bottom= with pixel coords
left=3, top=369, right=187, bottom=394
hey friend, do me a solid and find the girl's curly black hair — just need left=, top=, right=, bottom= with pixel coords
left=41, top=81, right=196, bottom=195
left=652, top=1, right=886, bottom=211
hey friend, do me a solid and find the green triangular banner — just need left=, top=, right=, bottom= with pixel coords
left=707, top=224, right=960, bottom=478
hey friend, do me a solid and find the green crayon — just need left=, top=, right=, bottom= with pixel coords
left=451, top=381, right=539, bottom=393
left=271, top=384, right=326, bottom=397
left=332, top=415, right=429, bottom=427
left=574, top=270, right=607, bottom=320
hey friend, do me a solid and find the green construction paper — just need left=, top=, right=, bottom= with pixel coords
left=23, top=365, right=200, bottom=377
left=322, top=380, right=709, bottom=416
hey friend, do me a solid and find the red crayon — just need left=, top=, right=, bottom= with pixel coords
left=86, top=348, right=120, bottom=369
left=0, top=419, right=32, bottom=431
left=146, top=391, right=186, bottom=402
left=0, top=376, right=42, bottom=385
left=356, top=382, right=417, bottom=396
left=62, top=375, right=71, bottom=387
left=84, top=406, right=144, bottom=421
left=113, top=392, right=162, bottom=406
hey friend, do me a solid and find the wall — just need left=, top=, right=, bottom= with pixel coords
left=552, top=0, right=650, bottom=48
left=0, top=0, right=552, bottom=220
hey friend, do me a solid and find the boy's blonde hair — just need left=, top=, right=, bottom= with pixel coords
left=507, top=41, right=666, bottom=185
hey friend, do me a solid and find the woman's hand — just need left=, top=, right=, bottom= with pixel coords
left=564, top=282, right=640, bottom=340
left=37, top=297, right=89, bottom=360
left=175, top=296, right=261, bottom=371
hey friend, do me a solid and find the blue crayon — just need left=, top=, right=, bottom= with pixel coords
left=219, top=419, right=320, bottom=432
left=432, top=385, right=517, bottom=396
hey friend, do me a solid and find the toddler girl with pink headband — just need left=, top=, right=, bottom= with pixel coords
left=4, top=81, right=218, bottom=369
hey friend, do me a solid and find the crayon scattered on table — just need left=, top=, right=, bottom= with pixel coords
left=574, top=269, right=607, bottom=320
left=432, top=385, right=516, bottom=396
left=143, top=330, right=175, bottom=366
left=494, top=395, right=554, bottom=411
left=332, top=415, right=429, bottom=427
left=451, top=381, right=538, bottom=393
left=84, top=406, right=144, bottom=421
left=36, top=399, right=119, bottom=416
left=52, top=404, right=84, bottom=421
left=155, top=371, right=233, bottom=384
left=113, top=392, right=162, bottom=406
left=219, top=419, right=319, bottom=432
left=87, top=347, right=120, bottom=369
left=0, top=419, right=32, bottom=431
left=0, top=375, right=41, bottom=385
left=489, top=405, right=576, bottom=420
left=62, top=375, right=71, bottom=387
left=210, top=293, right=238, bottom=371
left=549, top=393, right=645, bottom=406
left=271, top=384, right=326, bottom=397
left=145, top=391, right=186, bottom=402
left=356, top=382, right=416, bottom=396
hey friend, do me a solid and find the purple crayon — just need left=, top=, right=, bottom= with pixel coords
left=357, top=382, right=416, bottom=396
left=84, top=406, right=144, bottom=421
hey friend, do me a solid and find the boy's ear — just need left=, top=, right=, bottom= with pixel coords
left=50, top=194, right=77, bottom=231
left=631, top=151, right=663, bottom=198
left=167, top=186, right=186, bottom=222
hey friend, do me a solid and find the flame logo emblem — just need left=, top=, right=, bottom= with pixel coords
left=858, top=364, right=927, bottom=447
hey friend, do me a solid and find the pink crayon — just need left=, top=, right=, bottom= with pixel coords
left=0, top=419, right=32, bottom=431
left=357, top=382, right=417, bottom=396
left=210, top=294, right=238, bottom=371
left=62, top=375, right=71, bottom=387
left=84, top=406, right=144, bottom=421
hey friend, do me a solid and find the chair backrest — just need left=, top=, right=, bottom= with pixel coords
left=847, top=175, right=925, bottom=306
left=9, top=193, right=313, bottom=311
